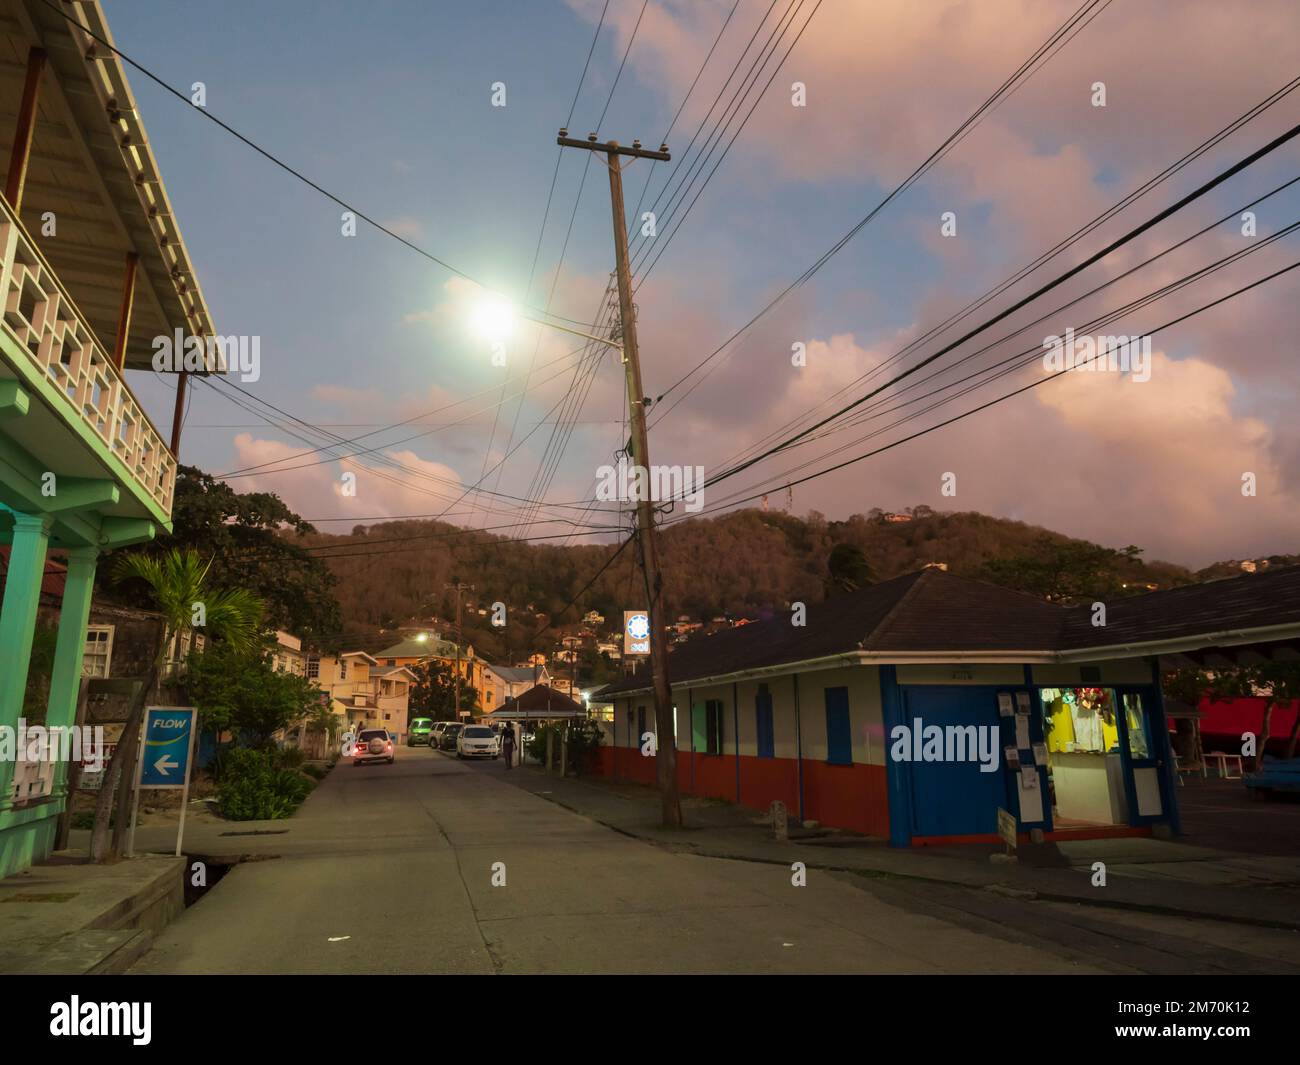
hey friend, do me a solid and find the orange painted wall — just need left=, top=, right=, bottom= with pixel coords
left=592, top=747, right=890, bottom=839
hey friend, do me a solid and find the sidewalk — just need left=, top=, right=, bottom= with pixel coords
left=497, top=765, right=1300, bottom=931
left=0, top=852, right=184, bottom=974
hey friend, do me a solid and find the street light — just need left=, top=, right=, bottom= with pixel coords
left=469, top=294, right=518, bottom=344
left=467, top=295, right=623, bottom=354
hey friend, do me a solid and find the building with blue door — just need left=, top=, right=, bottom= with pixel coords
left=596, top=566, right=1300, bottom=845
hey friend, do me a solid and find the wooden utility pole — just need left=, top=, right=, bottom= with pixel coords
left=557, top=129, right=681, bottom=828
left=445, top=580, right=473, bottom=720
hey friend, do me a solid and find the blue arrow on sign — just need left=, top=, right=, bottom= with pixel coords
left=138, top=708, right=196, bottom=789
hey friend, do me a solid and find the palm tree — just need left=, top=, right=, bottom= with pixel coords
left=91, top=549, right=263, bottom=861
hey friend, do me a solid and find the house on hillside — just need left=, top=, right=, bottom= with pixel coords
left=371, top=633, right=490, bottom=717
left=313, top=652, right=414, bottom=740
left=486, top=663, right=552, bottom=709
left=595, top=567, right=1300, bottom=847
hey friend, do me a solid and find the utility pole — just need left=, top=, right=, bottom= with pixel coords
left=445, top=580, right=473, bottom=720
left=558, top=129, right=681, bottom=828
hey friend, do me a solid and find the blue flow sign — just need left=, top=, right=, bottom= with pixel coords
left=139, top=707, right=197, bottom=789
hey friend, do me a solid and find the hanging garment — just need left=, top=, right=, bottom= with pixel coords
left=1069, top=700, right=1104, bottom=752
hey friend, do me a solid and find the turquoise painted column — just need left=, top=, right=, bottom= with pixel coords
left=45, top=545, right=98, bottom=800
left=0, top=511, right=52, bottom=810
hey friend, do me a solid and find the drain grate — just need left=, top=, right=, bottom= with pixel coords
left=2, top=892, right=78, bottom=903
left=219, top=829, right=289, bottom=837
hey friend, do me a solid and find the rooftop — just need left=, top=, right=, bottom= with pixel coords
left=597, top=566, right=1300, bottom=696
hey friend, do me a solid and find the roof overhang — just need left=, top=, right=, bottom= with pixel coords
left=0, top=0, right=215, bottom=367
left=599, top=620, right=1300, bottom=698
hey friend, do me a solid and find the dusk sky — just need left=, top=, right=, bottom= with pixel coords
left=109, top=0, right=1300, bottom=568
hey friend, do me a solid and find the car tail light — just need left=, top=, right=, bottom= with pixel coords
left=386, top=742, right=393, bottom=751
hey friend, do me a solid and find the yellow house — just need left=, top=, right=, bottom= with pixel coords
left=373, top=633, right=490, bottom=717
left=312, top=651, right=415, bottom=740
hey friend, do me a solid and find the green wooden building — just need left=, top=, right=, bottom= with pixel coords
left=0, top=0, right=213, bottom=877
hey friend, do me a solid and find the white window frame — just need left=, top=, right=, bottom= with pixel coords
left=83, top=625, right=115, bottom=677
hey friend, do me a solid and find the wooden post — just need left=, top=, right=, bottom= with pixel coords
left=170, top=371, right=188, bottom=457
left=5, top=48, right=46, bottom=214
left=112, top=253, right=139, bottom=370
left=54, top=677, right=91, bottom=851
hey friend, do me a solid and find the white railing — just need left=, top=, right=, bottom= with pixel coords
left=0, top=202, right=175, bottom=514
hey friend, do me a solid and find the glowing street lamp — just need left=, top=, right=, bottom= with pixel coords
left=467, top=295, right=622, bottom=353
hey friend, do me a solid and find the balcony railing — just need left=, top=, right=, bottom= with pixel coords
left=0, top=200, right=175, bottom=514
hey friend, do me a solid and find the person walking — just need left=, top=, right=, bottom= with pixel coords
left=500, top=722, right=516, bottom=770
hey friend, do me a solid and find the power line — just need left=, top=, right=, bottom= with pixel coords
left=707, top=219, right=1300, bottom=505
left=631, top=0, right=824, bottom=283
left=664, top=258, right=1300, bottom=521
left=37, top=0, right=593, bottom=329
left=693, top=118, right=1300, bottom=497
left=644, top=0, right=1115, bottom=421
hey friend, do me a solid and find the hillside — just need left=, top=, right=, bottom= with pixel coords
left=302, top=507, right=1201, bottom=656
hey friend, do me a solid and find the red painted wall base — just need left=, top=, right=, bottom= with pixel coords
left=594, top=747, right=890, bottom=838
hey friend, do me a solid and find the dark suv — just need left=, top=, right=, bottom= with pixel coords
left=437, top=723, right=464, bottom=751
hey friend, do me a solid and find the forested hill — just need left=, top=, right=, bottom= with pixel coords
left=300, top=507, right=1204, bottom=657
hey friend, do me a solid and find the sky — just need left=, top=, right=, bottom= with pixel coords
left=106, top=0, right=1300, bottom=568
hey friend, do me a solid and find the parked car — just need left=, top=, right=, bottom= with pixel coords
left=428, top=721, right=449, bottom=746
left=408, top=718, right=434, bottom=746
left=352, top=728, right=394, bottom=766
left=457, top=725, right=500, bottom=760
left=437, top=723, right=464, bottom=751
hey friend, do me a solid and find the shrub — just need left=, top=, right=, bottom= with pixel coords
left=217, top=748, right=314, bottom=821
left=525, top=721, right=604, bottom=774
left=272, top=746, right=306, bottom=771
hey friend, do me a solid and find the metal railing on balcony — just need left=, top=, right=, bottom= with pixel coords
left=0, top=200, right=175, bottom=514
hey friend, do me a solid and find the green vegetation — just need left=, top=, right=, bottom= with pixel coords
left=143, top=465, right=341, bottom=643
left=409, top=659, right=480, bottom=721
left=185, top=637, right=326, bottom=745
left=216, top=748, right=314, bottom=821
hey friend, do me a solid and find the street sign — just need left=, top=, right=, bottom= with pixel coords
left=624, top=610, right=650, bottom=656
left=138, top=707, right=197, bottom=789
left=128, top=707, right=199, bottom=859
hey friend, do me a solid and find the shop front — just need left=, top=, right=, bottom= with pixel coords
left=1036, top=685, right=1170, bottom=833
left=887, top=670, right=1176, bottom=846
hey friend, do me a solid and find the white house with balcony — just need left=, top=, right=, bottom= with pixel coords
left=0, top=0, right=214, bottom=877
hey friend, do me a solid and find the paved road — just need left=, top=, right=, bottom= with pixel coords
left=133, top=746, right=1100, bottom=974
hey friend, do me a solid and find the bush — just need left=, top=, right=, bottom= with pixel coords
left=525, top=721, right=604, bottom=774
left=272, top=746, right=306, bottom=771
left=217, top=748, right=314, bottom=821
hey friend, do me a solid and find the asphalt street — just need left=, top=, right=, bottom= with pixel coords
left=133, top=746, right=1102, bottom=974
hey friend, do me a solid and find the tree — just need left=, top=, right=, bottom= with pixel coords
left=1165, top=662, right=1300, bottom=769
left=409, top=660, right=479, bottom=721
left=1202, top=662, right=1300, bottom=768
left=91, top=549, right=264, bottom=861
left=145, top=465, right=341, bottom=642
left=185, top=638, right=324, bottom=747
left=826, top=542, right=873, bottom=595
left=980, top=536, right=1145, bottom=603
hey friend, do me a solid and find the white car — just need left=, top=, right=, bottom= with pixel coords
left=456, top=725, right=500, bottom=760
left=351, top=728, right=394, bottom=766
